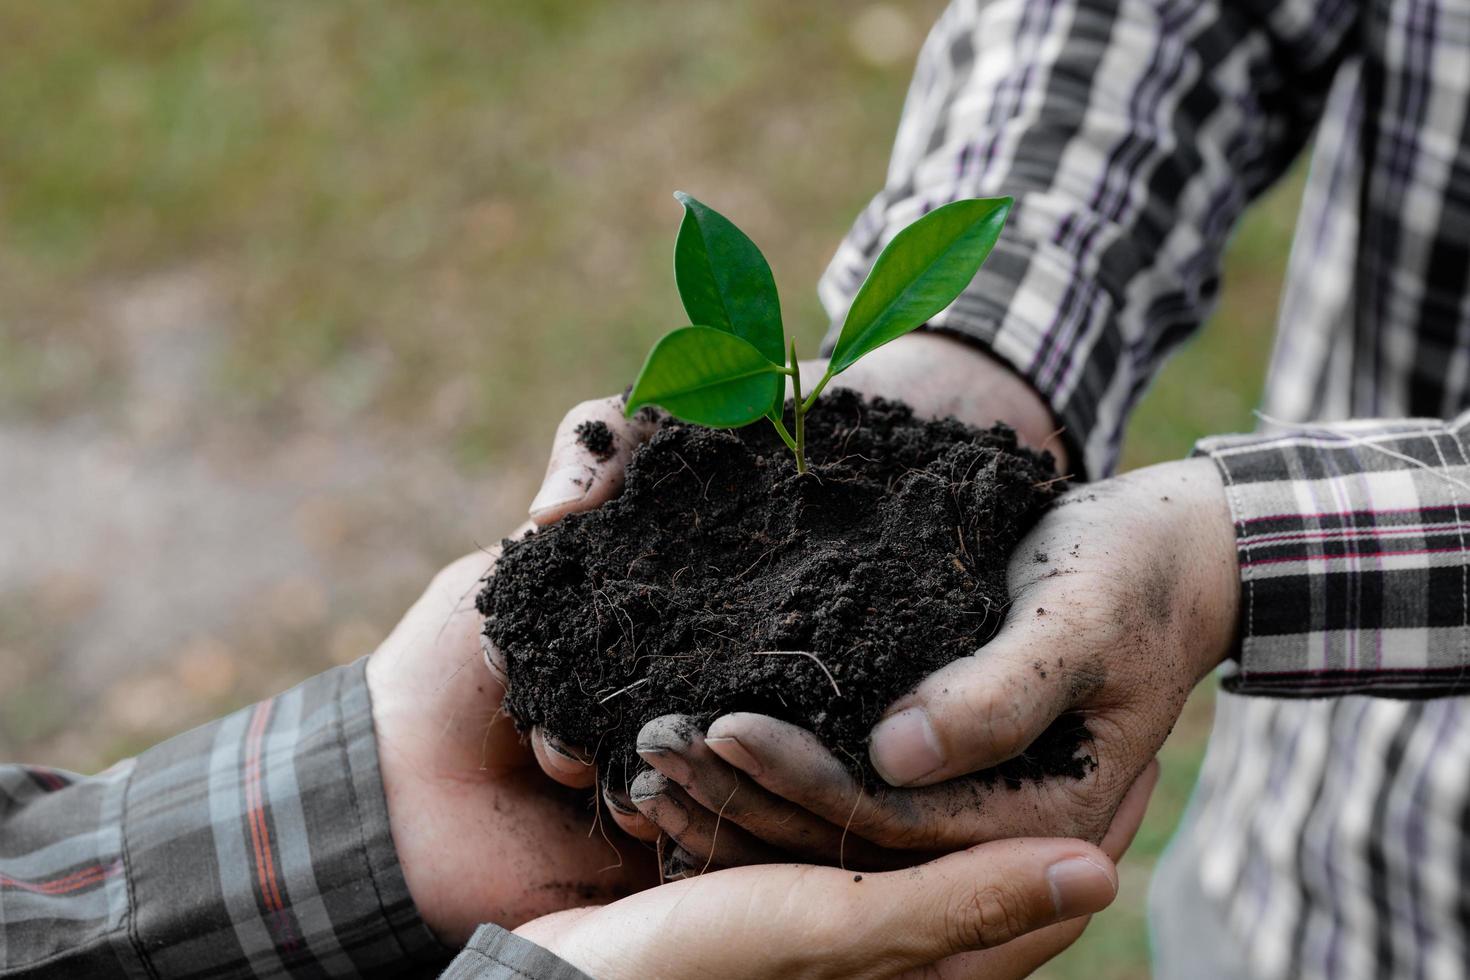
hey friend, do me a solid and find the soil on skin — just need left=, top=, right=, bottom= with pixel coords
left=574, top=419, right=616, bottom=461
left=480, top=390, right=1093, bottom=791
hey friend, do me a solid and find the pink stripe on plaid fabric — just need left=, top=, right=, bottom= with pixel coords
left=0, top=858, right=121, bottom=895
left=1243, top=523, right=1470, bottom=546
left=1243, top=666, right=1470, bottom=681
left=1240, top=545, right=1470, bottom=568
left=1242, top=503, right=1470, bottom=524
left=22, top=766, right=72, bottom=792
left=242, top=697, right=300, bottom=952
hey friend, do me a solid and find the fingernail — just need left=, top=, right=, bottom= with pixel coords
left=530, top=466, right=590, bottom=517
left=629, top=769, right=669, bottom=803
left=868, top=706, right=944, bottom=786
left=629, top=771, right=689, bottom=834
left=602, top=787, right=638, bottom=815
left=636, top=744, right=692, bottom=784
left=480, top=636, right=508, bottom=684
left=662, top=844, right=699, bottom=879
left=543, top=736, right=591, bottom=768
left=1046, top=856, right=1117, bottom=918
left=705, top=735, right=763, bottom=777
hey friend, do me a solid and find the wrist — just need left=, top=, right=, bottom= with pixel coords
left=1155, top=458, right=1240, bottom=676
left=367, top=670, right=459, bottom=943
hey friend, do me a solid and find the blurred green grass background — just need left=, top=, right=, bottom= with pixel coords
left=0, top=3, right=1300, bottom=975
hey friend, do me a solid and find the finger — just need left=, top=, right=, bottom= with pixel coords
left=1098, top=758, right=1160, bottom=862
left=531, top=727, right=597, bottom=789
left=926, top=917, right=1091, bottom=980
left=637, top=715, right=909, bottom=869
left=529, top=396, right=660, bottom=526
left=866, top=597, right=1098, bottom=787
left=707, top=712, right=1083, bottom=850
left=659, top=842, right=717, bottom=881
left=854, top=839, right=1117, bottom=968
left=602, top=783, right=661, bottom=843
left=629, top=769, right=786, bottom=870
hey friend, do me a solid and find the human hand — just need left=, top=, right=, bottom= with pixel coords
left=626, top=458, right=1233, bottom=865
left=510, top=332, right=1067, bottom=813
left=366, top=543, right=658, bottom=946
left=514, top=760, right=1156, bottom=980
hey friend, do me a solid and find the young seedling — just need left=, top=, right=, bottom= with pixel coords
left=625, top=191, right=1012, bottom=473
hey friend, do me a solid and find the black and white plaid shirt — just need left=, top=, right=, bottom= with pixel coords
left=820, top=0, right=1470, bottom=976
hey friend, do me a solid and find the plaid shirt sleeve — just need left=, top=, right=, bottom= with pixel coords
left=441, top=926, right=593, bottom=980
left=0, top=660, right=451, bottom=978
left=1197, top=413, right=1470, bottom=698
left=818, top=0, right=1355, bottom=479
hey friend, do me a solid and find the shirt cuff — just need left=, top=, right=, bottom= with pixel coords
left=439, top=924, right=594, bottom=980
left=122, top=659, right=451, bottom=977
left=1194, top=417, right=1470, bottom=698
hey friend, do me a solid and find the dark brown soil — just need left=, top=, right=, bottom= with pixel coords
left=574, top=419, right=616, bottom=461
left=479, top=390, right=1092, bottom=791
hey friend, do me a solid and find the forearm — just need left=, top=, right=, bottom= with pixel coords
left=0, top=662, right=447, bottom=978
left=1197, top=412, right=1470, bottom=697
left=821, top=0, right=1353, bottom=478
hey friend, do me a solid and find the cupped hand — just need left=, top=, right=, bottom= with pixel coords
left=502, top=331, right=1069, bottom=818
left=627, top=458, right=1235, bottom=865
left=366, top=541, right=657, bottom=946
left=514, top=759, right=1157, bottom=980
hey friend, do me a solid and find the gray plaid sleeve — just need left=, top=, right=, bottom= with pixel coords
left=1196, top=412, right=1470, bottom=697
left=0, top=660, right=450, bottom=978
left=438, top=925, right=594, bottom=980
left=818, top=0, right=1354, bottom=479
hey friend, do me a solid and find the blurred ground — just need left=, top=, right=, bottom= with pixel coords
left=0, top=3, right=1300, bottom=975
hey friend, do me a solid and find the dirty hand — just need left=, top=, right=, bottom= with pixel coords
left=507, top=331, right=1067, bottom=810
left=514, top=763, right=1155, bottom=980
left=627, top=459, right=1234, bottom=866
left=366, top=542, right=657, bottom=946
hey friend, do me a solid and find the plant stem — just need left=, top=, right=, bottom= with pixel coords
left=801, top=367, right=836, bottom=413
left=789, top=339, right=807, bottom=474
left=768, top=413, right=798, bottom=453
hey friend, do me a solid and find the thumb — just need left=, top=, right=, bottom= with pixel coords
left=867, top=581, right=1093, bottom=786
left=844, top=838, right=1118, bottom=973
left=529, top=395, right=660, bottom=525
left=367, top=542, right=532, bottom=773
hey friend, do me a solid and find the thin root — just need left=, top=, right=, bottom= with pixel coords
left=752, top=650, right=842, bottom=698
left=700, top=777, right=741, bottom=876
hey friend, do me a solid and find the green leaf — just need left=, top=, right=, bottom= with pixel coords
left=827, top=197, right=1012, bottom=375
left=766, top=384, right=787, bottom=424
left=625, top=326, right=785, bottom=428
left=672, top=191, right=785, bottom=365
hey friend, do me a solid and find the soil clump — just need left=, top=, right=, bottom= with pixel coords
left=574, top=419, right=616, bottom=461
left=480, top=390, right=1091, bottom=791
